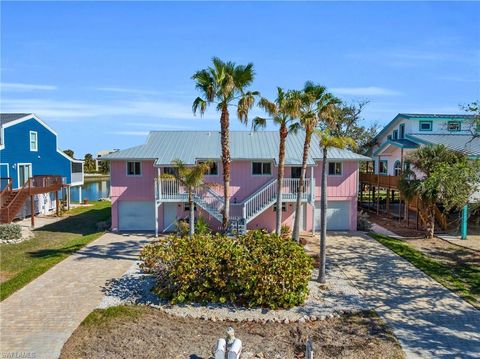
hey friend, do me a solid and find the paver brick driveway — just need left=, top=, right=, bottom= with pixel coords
left=0, top=232, right=152, bottom=359
left=327, top=233, right=480, bottom=359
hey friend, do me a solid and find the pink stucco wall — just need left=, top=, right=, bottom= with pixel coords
left=110, top=160, right=156, bottom=231
left=110, top=159, right=360, bottom=232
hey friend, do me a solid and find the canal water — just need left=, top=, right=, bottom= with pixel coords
left=70, top=179, right=110, bottom=202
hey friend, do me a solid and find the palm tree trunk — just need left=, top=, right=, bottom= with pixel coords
left=189, top=191, right=194, bottom=238
left=318, top=146, right=328, bottom=283
left=276, top=123, right=287, bottom=235
left=426, top=206, right=435, bottom=239
left=220, top=106, right=231, bottom=232
left=293, top=129, right=312, bottom=242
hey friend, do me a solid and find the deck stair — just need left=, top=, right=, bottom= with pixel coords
left=0, top=176, right=63, bottom=224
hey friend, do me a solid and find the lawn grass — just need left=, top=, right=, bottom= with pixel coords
left=370, top=233, right=480, bottom=309
left=82, top=305, right=146, bottom=326
left=0, top=201, right=111, bottom=301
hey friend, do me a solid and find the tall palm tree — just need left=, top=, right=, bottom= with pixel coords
left=315, top=129, right=356, bottom=284
left=252, top=88, right=300, bottom=234
left=192, top=57, right=258, bottom=231
left=292, top=82, right=340, bottom=242
left=171, top=159, right=211, bottom=237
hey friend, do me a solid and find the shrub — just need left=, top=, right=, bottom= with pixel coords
left=175, top=220, right=189, bottom=237
left=141, top=230, right=313, bottom=309
left=0, top=223, right=22, bottom=241
left=280, top=224, right=291, bottom=239
left=194, top=216, right=211, bottom=235
left=357, top=210, right=373, bottom=231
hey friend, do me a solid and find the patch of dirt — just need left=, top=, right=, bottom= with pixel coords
left=0, top=272, right=14, bottom=284
left=60, top=307, right=404, bottom=359
left=368, top=212, right=425, bottom=237
left=404, top=237, right=480, bottom=267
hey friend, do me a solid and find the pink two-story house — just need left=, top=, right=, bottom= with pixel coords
left=102, top=131, right=370, bottom=235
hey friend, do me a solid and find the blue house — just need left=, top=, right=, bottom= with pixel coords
left=0, top=113, right=84, bottom=223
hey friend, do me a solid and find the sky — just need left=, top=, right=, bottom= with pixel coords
left=1, top=1, right=479, bottom=157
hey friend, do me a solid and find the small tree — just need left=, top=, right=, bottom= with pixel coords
left=171, top=160, right=211, bottom=237
left=399, top=145, right=480, bottom=239
left=84, top=153, right=96, bottom=173
left=63, top=149, right=74, bottom=158
left=316, top=129, right=356, bottom=284
left=462, top=101, right=480, bottom=140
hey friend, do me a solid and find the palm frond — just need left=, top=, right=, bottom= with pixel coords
left=252, top=117, right=267, bottom=131
left=192, top=97, right=207, bottom=116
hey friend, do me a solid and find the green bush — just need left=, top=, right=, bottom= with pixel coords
left=141, top=230, right=313, bottom=309
left=175, top=219, right=189, bottom=237
left=0, top=223, right=22, bottom=241
left=194, top=216, right=211, bottom=235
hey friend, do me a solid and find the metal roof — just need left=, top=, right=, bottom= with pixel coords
left=407, top=134, right=480, bottom=158
left=102, top=131, right=371, bottom=165
left=399, top=113, right=477, bottom=119
left=0, top=113, right=31, bottom=126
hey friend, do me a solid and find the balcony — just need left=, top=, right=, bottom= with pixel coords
left=359, top=173, right=401, bottom=189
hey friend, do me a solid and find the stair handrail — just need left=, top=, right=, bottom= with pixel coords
left=1, top=177, right=32, bottom=223
left=0, top=177, right=13, bottom=207
left=243, top=179, right=278, bottom=220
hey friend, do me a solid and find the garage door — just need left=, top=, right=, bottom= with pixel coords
left=315, top=201, right=350, bottom=231
left=118, top=201, right=155, bottom=231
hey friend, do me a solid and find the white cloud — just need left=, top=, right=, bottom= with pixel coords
left=96, top=87, right=163, bottom=96
left=0, top=98, right=219, bottom=121
left=108, top=131, right=150, bottom=136
left=1, top=82, right=57, bottom=91
left=330, top=87, right=402, bottom=96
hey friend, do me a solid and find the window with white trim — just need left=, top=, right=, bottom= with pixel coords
left=328, top=162, right=342, bottom=176
left=399, top=124, right=405, bottom=139
left=29, top=131, right=38, bottom=151
left=252, top=162, right=271, bottom=175
left=126, top=161, right=141, bottom=176
left=379, top=160, right=388, bottom=175
left=447, top=121, right=461, bottom=132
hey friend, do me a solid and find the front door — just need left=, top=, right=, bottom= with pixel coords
left=18, top=164, right=32, bottom=187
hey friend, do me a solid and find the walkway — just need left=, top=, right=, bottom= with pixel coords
left=0, top=233, right=152, bottom=359
left=327, top=234, right=480, bottom=359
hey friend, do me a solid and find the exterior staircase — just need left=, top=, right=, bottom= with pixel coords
left=0, top=176, right=63, bottom=224
left=193, top=187, right=223, bottom=222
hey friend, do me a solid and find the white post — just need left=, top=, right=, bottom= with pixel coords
left=311, top=167, right=315, bottom=235
left=155, top=202, right=159, bottom=238
left=78, top=186, right=82, bottom=204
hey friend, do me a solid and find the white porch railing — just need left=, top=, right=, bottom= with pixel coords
left=155, top=177, right=313, bottom=224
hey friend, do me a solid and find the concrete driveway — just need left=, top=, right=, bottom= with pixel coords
left=327, top=233, right=480, bottom=359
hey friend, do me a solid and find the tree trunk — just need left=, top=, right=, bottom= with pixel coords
left=276, top=123, right=288, bottom=235
left=293, top=129, right=312, bottom=242
left=189, top=191, right=194, bottom=238
left=318, top=146, right=328, bottom=284
left=220, top=106, right=231, bottom=232
left=426, top=206, right=435, bottom=239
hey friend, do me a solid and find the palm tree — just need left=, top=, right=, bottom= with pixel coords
left=292, top=82, right=340, bottom=242
left=316, top=129, right=356, bottom=284
left=192, top=57, right=258, bottom=231
left=252, top=88, right=300, bottom=234
left=171, top=159, right=211, bottom=237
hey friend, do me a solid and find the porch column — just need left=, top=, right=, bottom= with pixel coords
left=155, top=202, right=159, bottom=238
left=310, top=167, right=315, bottom=235
left=67, top=186, right=71, bottom=211
left=55, top=191, right=59, bottom=216
left=461, top=204, right=468, bottom=240
left=386, top=189, right=390, bottom=217
left=311, top=205, right=316, bottom=235
left=30, top=195, right=35, bottom=228
left=78, top=186, right=82, bottom=204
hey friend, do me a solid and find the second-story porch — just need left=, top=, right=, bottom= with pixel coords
left=154, top=177, right=314, bottom=227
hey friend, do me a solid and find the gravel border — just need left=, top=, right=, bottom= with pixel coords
left=99, top=261, right=370, bottom=323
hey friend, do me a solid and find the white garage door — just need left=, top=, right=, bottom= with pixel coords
left=315, top=201, right=350, bottom=231
left=118, top=201, right=155, bottom=231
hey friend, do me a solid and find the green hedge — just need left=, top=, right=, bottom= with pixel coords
left=141, top=230, right=313, bottom=309
left=0, top=224, right=22, bottom=241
